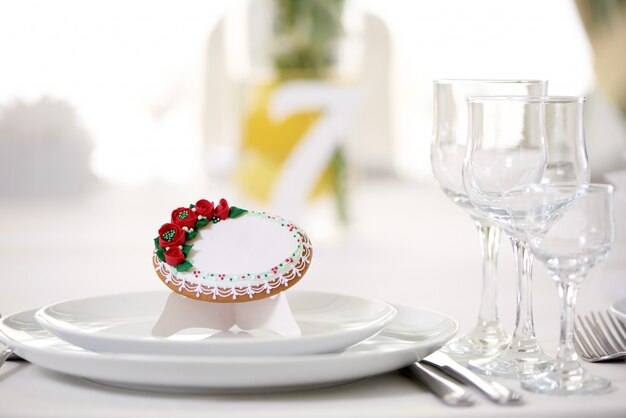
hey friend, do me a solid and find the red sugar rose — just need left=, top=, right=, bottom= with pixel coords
left=195, top=199, right=215, bottom=218
left=158, top=223, right=186, bottom=248
left=164, top=246, right=185, bottom=266
left=171, top=207, right=198, bottom=229
left=215, top=198, right=230, bottom=220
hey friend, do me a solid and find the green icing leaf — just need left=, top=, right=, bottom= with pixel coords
left=189, top=203, right=195, bottom=209
left=154, top=237, right=160, bottom=249
left=176, top=261, right=193, bottom=272
left=185, top=230, right=198, bottom=241
left=196, top=218, right=210, bottom=228
left=182, top=244, right=193, bottom=257
left=156, top=248, right=166, bottom=262
left=229, top=206, right=248, bottom=218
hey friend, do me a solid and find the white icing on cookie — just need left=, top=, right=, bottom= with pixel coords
left=189, top=212, right=297, bottom=273
left=153, top=211, right=312, bottom=300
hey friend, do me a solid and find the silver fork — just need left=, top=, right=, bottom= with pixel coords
left=575, top=311, right=626, bottom=362
left=0, top=344, right=13, bottom=367
left=0, top=314, right=22, bottom=362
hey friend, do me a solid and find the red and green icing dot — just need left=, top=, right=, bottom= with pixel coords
left=177, top=211, right=189, bottom=220
left=162, top=229, right=176, bottom=241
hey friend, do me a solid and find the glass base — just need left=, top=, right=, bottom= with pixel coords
left=521, top=369, right=611, bottom=395
left=441, top=323, right=509, bottom=360
left=468, top=346, right=552, bottom=379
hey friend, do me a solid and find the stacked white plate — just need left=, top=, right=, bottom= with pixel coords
left=0, top=291, right=458, bottom=392
left=611, top=299, right=626, bottom=326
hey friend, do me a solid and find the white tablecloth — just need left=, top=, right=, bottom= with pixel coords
left=1, top=179, right=625, bottom=418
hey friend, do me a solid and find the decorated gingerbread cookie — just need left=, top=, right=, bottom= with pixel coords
left=152, top=198, right=313, bottom=303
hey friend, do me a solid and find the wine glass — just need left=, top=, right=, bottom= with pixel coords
left=431, top=80, right=547, bottom=359
left=523, top=184, right=614, bottom=395
left=462, top=96, right=590, bottom=378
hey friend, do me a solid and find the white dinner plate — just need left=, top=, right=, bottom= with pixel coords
left=610, top=298, right=626, bottom=326
left=35, top=291, right=396, bottom=356
left=0, top=304, right=457, bottom=393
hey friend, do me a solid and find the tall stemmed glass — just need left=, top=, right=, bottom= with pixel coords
left=431, top=80, right=547, bottom=359
left=523, top=184, right=614, bottom=395
left=462, top=96, right=590, bottom=378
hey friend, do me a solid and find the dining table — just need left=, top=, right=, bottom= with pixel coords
left=1, top=177, right=624, bottom=418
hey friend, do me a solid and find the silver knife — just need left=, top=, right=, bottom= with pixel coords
left=422, top=351, right=523, bottom=405
left=403, top=362, right=475, bottom=406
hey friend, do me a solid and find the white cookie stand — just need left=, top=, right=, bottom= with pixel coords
left=151, top=292, right=301, bottom=338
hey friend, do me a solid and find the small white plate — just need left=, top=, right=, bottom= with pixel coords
left=610, top=298, right=626, bottom=326
left=0, top=304, right=457, bottom=393
left=35, top=291, right=396, bottom=356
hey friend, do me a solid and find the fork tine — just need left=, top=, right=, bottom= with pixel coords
left=592, top=312, right=620, bottom=353
left=577, top=315, right=604, bottom=358
left=582, top=314, right=610, bottom=356
left=574, top=330, right=593, bottom=360
left=597, top=311, right=624, bottom=352
left=607, top=312, right=626, bottom=347
left=575, top=315, right=600, bottom=357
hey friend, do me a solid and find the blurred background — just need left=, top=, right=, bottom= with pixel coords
left=1, top=0, right=625, bottom=341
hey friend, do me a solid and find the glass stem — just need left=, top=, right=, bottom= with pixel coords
left=475, top=220, right=501, bottom=326
left=509, top=238, right=539, bottom=351
left=555, top=277, right=582, bottom=372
